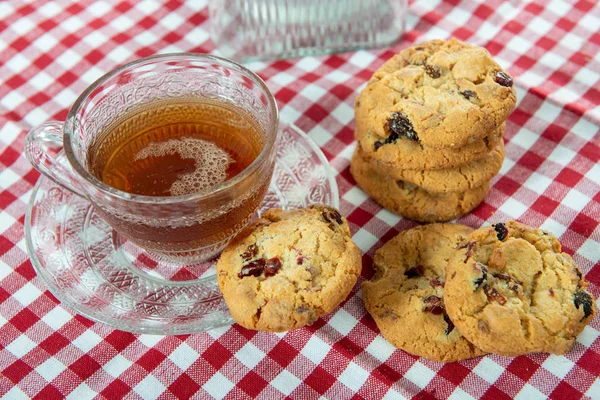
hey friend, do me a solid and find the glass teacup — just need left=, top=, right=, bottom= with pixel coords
left=25, top=53, right=279, bottom=264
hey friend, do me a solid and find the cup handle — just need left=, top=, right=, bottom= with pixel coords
left=25, top=121, right=86, bottom=197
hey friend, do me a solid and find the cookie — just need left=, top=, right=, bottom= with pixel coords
left=362, top=224, right=486, bottom=362
left=444, top=221, right=597, bottom=356
left=216, top=205, right=362, bottom=332
left=349, top=148, right=490, bottom=222
left=355, top=38, right=516, bottom=151
left=357, top=122, right=504, bottom=171
left=364, top=139, right=504, bottom=194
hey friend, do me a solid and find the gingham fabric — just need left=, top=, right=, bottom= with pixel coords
left=1, top=0, right=599, bottom=399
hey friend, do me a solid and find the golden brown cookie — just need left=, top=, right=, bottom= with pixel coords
left=363, top=139, right=504, bottom=194
left=362, top=224, right=486, bottom=362
left=349, top=148, right=490, bottom=222
left=357, top=123, right=504, bottom=171
left=216, top=205, right=362, bottom=332
left=445, top=221, right=597, bottom=356
left=355, top=38, right=516, bottom=152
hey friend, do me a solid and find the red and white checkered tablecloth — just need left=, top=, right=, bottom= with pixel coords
left=1, top=0, right=599, bottom=398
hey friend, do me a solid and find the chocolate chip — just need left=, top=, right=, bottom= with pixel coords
left=473, top=262, right=488, bottom=290
left=493, top=223, right=508, bottom=241
left=574, top=268, right=583, bottom=280
left=241, top=243, right=259, bottom=261
left=484, top=285, right=506, bottom=305
left=443, top=312, right=455, bottom=335
left=374, top=141, right=383, bottom=150
left=238, top=258, right=266, bottom=278
left=461, top=90, right=477, bottom=100
left=431, top=278, right=445, bottom=288
left=494, top=71, right=513, bottom=87
left=424, top=64, right=441, bottom=78
left=386, top=112, right=418, bottom=142
left=549, top=288, right=555, bottom=297
left=574, top=290, right=594, bottom=322
left=322, top=208, right=343, bottom=225
left=405, top=265, right=424, bottom=278
left=422, top=295, right=444, bottom=315
left=264, top=257, right=282, bottom=277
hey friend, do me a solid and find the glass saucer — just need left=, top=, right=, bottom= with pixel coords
left=25, top=124, right=339, bottom=334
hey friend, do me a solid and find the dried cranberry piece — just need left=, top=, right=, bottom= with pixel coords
left=443, top=312, right=455, bottom=335
left=241, top=243, right=259, bottom=261
left=484, top=285, right=506, bottom=305
left=297, top=256, right=304, bottom=265
left=374, top=140, right=384, bottom=150
left=549, top=288, right=555, bottom=297
left=264, top=257, right=282, bottom=277
left=461, top=90, right=477, bottom=100
left=461, top=241, right=477, bottom=263
left=493, top=223, right=508, bottom=241
left=322, top=208, right=343, bottom=225
left=494, top=71, right=513, bottom=87
left=386, top=112, right=418, bottom=143
left=493, top=273, right=520, bottom=292
left=405, top=265, right=424, bottom=278
left=473, top=262, right=488, bottom=290
left=493, top=273, right=511, bottom=282
left=574, top=290, right=594, bottom=321
left=422, top=296, right=444, bottom=315
left=424, top=64, right=441, bottom=78
left=238, top=258, right=266, bottom=278
left=431, top=278, right=445, bottom=288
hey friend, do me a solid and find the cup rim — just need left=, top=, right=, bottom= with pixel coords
left=63, top=52, right=279, bottom=204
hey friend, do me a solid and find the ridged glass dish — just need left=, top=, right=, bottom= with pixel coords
left=209, top=0, right=407, bottom=62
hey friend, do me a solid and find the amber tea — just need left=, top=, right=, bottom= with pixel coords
left=89, top=98, right=263, bottom=196
left=86, top=98, right=271, bottom=255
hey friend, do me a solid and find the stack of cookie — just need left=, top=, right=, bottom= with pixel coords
left=351, top=38, right=517, bottom=222
left=362, top=222, right=596, bottom=362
